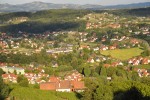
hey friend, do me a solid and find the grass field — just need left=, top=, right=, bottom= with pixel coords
left=101, top=47, right=143, bottom=60
left=9, top=85, right=79, bottom=100
left=134, top=64, right=150, bottom=69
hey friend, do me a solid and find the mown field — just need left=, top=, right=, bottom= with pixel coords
left=101, top=47, right=143, bottom=60
left=134, top=64, right=150, bottom=69
left=9, top=85, right=79, bottom=100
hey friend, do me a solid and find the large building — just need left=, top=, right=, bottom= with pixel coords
left=40, top=80, right=85, bottom=92
left=0, top=66, right=25, bottom=74
left=40, top=75, right=86, bottom=92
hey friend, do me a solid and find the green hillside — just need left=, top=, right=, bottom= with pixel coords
left=0, top=9, right=90, bottom=33
left=10, top=86, right=79, bottom=100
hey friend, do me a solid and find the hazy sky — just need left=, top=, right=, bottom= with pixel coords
left=0, top=0, right=150, bottom=5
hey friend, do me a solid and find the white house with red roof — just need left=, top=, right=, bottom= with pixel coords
left=128, top=57, right=150, bottom=66
left=100, top=46, right=108, bottom=51
left=134, top=68, right=150, bottom=77
left=64, top=70, right=84, bottom=81
left=87, top=58, right=95, bottom=63
left=2, top=74, right=17, bottom=83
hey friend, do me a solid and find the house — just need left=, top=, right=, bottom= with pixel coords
left=130, top=39, right=139, bottom=44
left=135, top=68, right=149, bottom=77
left=128, top=57, right=150, bottom=66
left=104, top=64, right=111, bottom=68
left=101, top=38, right=106, bottom=42
left=56, top=80, right=71, bottom=92
left=24, top=72, right=49, bottom=84
left=109, top=46, right=116, bottom=50
left=24, top=73, right=37, bottom=84
left=133, top=60, right=140, bottom=66
left=40, top=80, right=71, bottom=92
left=40, top=82, right=56, bottom=90
left=71, top=81, right=86, bottom=92
left=141, top=58, right=150, bottom=65
left=37, top=73, right=49, bottom=78
left=27, top=77, right=36, bottom=84
left=87, top=58, right=95, bottom=63
left=40, top=71, right=85, bottom=92
left=111, top=62, right=123, bottom=67
left=64, top=70, right=84, bottom=81
left=51, top=61, right=58, bottom=68
left=49, top=76, right=61, bottom=82
left=40, top=80, right=85, bottom=92
left=36, top=79, right=46, bottom=84
left=100, top=46, right=108, bottom=51
left=79, top=45, right=90, bottom=50
left=2, top=74, right=17, bottom=83
left=99, top=57, right=107, bottom=61
left=0, top=66, right=25, bottom=74
left=107, top=77, right=112, bottom=81
left=108, top=24, right=121, bottom=29
left=95, top=57, right=100, bottom=62
left=93, top=47, right=99, bottom=51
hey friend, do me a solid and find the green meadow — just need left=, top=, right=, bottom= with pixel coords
left=101, top=47, right=143, bottom=60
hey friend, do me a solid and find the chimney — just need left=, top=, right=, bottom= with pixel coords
left=59, top=82, right=60, bottom=88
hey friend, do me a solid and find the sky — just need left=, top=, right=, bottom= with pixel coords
left=0, top=0, right=150, bottom=5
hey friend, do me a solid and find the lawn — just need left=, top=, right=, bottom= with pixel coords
left=101, top=47, right=143, bottom=60
left=9, top=85, right=79, bottom=100
left=134, top=64, right=150, bottom=69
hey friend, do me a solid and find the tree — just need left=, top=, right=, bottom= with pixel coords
left=141, top=50, right=150, bottom=57
left=131, top=72, right=139, bottom=81
left=81, top=89, right=93, bottom=100
left=140, top=77, right=150, bottom=86
left=17, top=75, right=24, bottom=83
left=0, top=76, right=10, bottom=100
left=13, top=70, right=17, bottom=75
left=83, top=67, right=91, bottom=77
left=71, top=57, right=78, bottom=68
left=82, top=78, right=99, bottom=100
left=0, top=54, right=7, bottom=62
left=94, top=85, right=113, bottom=100
left=95, top=66, right=101, bottom=75
left=17, top=75, right=29, bottom=87
left=107, top=67, right=116, bottom=77
left=100, top=67, right=107, bottom=77
left=34, top=84, right=40, bottom=89
left=0, top=68, right=4, bottom=76
left=19, top=78, right=29, bottom=87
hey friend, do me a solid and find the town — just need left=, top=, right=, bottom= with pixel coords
left=0, top=7, right=150, bottom=100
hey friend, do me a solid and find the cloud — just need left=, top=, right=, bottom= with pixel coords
left=0, top=0, right=149, bottom=5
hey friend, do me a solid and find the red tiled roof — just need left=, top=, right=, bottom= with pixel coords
left=40, top=82, right=56, bottom=90
left=57, top=80, right=71, bottom=89
left=142, top=58, right=149, bottom=64
left=2, top=74, right=17, bottom=78
left=104, top=64, right=111, bottom=68
left=72, top=81, right=85, bottom=89
left=40, top=80, right=72, bottom=90
left=49, top=76, right=60, bottom=83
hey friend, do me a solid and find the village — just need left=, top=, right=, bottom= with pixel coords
left=0, top=12, right=150, bottom=93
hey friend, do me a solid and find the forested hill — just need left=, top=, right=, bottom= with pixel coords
left=0, top=7, right=150, bottom=33
left=104, top=7, right=150, bottom=17
left=0, top=9, right=90, bottom=33
left=126, top=7, right=150, bottom=17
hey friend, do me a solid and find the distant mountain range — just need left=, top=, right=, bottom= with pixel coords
left=0, top=1, right=150, bottom=12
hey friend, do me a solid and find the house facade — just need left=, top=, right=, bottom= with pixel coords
left=0, top=66, right=25, bottom=74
